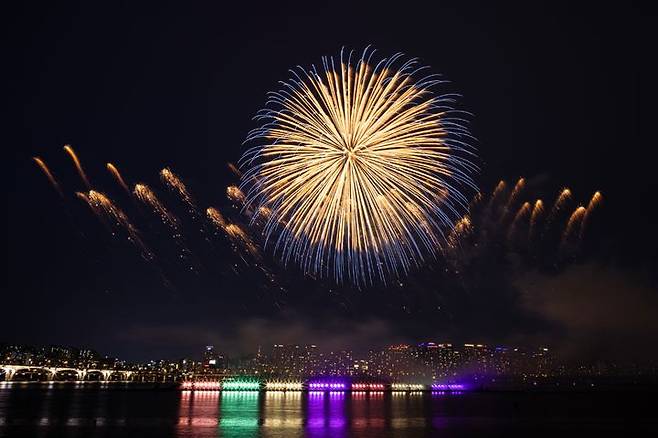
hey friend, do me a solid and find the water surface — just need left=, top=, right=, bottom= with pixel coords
left=0, top=384, right=655, bottom=437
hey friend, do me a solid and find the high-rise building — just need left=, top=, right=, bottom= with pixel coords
left=202, top=345, right=224, bottom=369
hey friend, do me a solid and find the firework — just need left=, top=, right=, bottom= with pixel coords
left=79, top=190, right=152, bottom=258
left=580, top=191, right=602, bottom=239
left=227, top=162, right=243, bottom=178
left=160, top=167, right=196, bottom=210
left=507, top=201, right=531, bottom=239
left=468, top=192, right=483, bottom=211
left=240, top=48, right=477, bottom=284
left=206, top=207, right=260, bottom=261
left=505, top=178, right=525, bottom=209
left=63, top=144, right=91, bottom=189
left=76, top=191, right=100, bottom=219
left=226, top=185, right=246, bottom=205
left=134, top=183, right=180, bottom=230
left=255, top=206, right=272, bottom=222
left=547, top=188, right=572, bottom=224
left=33, top=157, right=64, bottom=198
left=106, top=162, right=131, bottom=195
left=561, top=206, right=586, bottom=245
left=491, top=180, right=506, bottom=200
left=528, top=199, right=544, bottom=240
left=206, top=207, right=228, bottom=229
left=225, top=223, right=260, bottom=258
left=448, top=215, right=472, bottom=248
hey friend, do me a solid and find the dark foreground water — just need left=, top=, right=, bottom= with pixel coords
left=1, top=385, right=656, bottom=437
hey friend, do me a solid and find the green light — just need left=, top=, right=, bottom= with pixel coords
left=222, top=379, right=261, bottom=391
left=220, top=391, right=259, bottom=435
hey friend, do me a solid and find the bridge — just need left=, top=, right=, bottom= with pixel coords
left=0, top=365, right=135, bottom=382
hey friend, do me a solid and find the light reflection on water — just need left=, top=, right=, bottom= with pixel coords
left=0, top=388, right=440, bottom=438
left=0, top=385, right=645, bottom=437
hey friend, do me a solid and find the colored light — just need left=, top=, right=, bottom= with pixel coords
left=265, top=381, right=303, bottom=391
left=308, top=379, right=346, bottom=391
left=223, top=379, right=261, bottom=391
left=181, top=381, right=222, bottom=391
left=431, top=383, right=466, bottom=391
left=392, top=383, right=425, bottom=391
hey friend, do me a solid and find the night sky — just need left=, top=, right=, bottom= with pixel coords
left=7, top=2, right=657, bottom=362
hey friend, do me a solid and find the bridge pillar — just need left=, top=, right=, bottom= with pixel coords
left=45, top=368, right=57, bottom=380
left=2, top=368, right=16, bottom=381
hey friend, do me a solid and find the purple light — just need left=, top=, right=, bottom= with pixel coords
left=308, top=379, right=347, bottom=391
left=431, top=383, right=466, bottom=391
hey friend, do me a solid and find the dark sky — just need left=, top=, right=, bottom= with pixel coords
left=6, top=2, right=657, bottom=362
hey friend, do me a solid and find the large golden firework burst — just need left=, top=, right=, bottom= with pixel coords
left=240, top=48, right=478, bottom=285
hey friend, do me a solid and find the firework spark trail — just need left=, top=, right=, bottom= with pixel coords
left=467, top=192, right=483, bottom=213
left=134, top=183, right=180, bottom=231
left=76, top=191, right=101, bottom=220
left=227, top=162, right=243, bottom=178
left=528, top=199, right=544, bottom=240
left=504, top=178, right=525, bottom=210
left=106, top=162, right=131, bottom=195
left=206, top=207, right=261, bottom=262
left=490, top=180, right=506, bottom=203
left=63, top=145, right=91, bottom=189
left=448, top=215, right=471, bottom=248
left=561, top=206, right=586, bottom=246
left=547, top=188, right=572, bottom=226
left=207, top=207, right=228, bottom=229
left=160, top=167, right=197, bottom=212
left=33, top=157, right=64, bottom=198
left=240, top=48, right=478, bottom=285
left=507, top=201, right=531, bottom=239
left=79, top=190, right=153, bottom=259
left=579, top=191, right=602, bottom=239
left=481, top=180, right=505, bottom=222
left=225, top=223, right=260, bottom=258
left=227, top=185, right=246, bottom=206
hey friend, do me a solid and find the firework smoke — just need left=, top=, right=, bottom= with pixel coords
left=63, top=144, right=91, bottom=189
left=33, top=157, right=64, bottom=198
